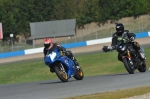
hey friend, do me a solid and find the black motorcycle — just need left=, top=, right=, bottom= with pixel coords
left=115, top=33, right=146, bottom=74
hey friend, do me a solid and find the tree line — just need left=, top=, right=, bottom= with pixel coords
left=0, top=0, right=150, bottom=41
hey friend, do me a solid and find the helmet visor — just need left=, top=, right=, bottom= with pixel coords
left=116, top=28, right=122, bottom=32
left=44, top=43, right=50, bottom=49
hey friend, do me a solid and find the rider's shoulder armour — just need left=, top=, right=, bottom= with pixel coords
left=124, top=30, right=129, bottom=33
left=112, top=32, right=117, bottom=37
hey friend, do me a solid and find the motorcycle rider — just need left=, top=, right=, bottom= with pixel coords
left=111, top=23, right=146, bottom=62
left=43, top=38, right=79, bottom=73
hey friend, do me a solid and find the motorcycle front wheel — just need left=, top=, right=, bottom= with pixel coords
left=54, top=64, right=68, bottom=82
left=122, top=58, right=134, bottom=74
left=74, top=68, right=84, bottom=80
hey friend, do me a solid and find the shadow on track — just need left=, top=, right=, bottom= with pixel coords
left=39, top=79, right=77, bottom=85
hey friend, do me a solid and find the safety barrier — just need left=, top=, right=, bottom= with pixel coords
left=0, top=31, right=150, bottom=58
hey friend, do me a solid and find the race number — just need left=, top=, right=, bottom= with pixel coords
left=48, top=52, right=56, bottom=61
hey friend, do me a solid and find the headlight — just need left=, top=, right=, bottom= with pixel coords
left=121, top=46, right=126, bottom=51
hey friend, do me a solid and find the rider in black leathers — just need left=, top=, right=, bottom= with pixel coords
left=111, top=23, right=146, bottom=61
left=43, top=38, right=79, bottom=72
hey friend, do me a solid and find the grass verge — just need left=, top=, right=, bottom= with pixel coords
left=61, top=86, right=150, bottom=99
left=0, top=48, right=150, bottom=84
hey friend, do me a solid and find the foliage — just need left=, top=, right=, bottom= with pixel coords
left=0, top=0, right=150, bottom=39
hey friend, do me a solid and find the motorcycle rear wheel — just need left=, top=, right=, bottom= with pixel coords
left=54, top=64, right=68, bottom=82
left=122, top=58, right=134, bottom=74
left=138, top=61, right=146, bottom=72
left=74, top=68, right=84, bottom=80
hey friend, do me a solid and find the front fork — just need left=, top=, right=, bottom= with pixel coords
left=59, top=63, right=68, bottom=79
left=60, top=63, right=66, bottom=73
left=122, top=50, right=133, bottom=65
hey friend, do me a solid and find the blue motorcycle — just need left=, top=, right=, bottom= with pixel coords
left=44, top=48, right=84, bottom=82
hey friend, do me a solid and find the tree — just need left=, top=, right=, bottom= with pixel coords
left=0, top=0, right=150, bottom=40
left=0, top=0, right=19, bottom=40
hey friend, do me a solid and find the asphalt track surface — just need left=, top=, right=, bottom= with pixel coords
left=0, top=37, right=150, bottom=99
left=0, top=71, right=150, bottom=99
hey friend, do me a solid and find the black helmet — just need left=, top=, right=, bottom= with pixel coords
left=116, top=23, right=124, bottom=34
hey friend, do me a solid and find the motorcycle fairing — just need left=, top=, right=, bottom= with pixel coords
left=44, top=48, right=76, bottom=78
left=58, top=56, right=76, bottom=78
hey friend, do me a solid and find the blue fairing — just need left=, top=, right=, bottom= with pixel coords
left=44, top=48, right=76, bottom=78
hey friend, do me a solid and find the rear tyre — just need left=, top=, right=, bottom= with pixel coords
left=54, top=64, right=68, bottom=82
left=74, top=68, right=84, bottom=80
left=122, top=58, right=134, bottom=74
left=138, top=61, right=146, bottom=72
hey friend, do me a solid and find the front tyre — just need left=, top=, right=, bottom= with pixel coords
left=54, top=64, right=68, bottom=82
left=138, top=61, right=146, bottom=72
left=122, top=58, right=134, bottom=74
left=74, top=68, right=84, bottom=80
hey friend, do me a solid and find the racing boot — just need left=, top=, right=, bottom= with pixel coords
left=49, top=67, right=54, bottom=73
left=50, top=68, right=54, bottom=73
left=72, top=57, right=80, bottom=69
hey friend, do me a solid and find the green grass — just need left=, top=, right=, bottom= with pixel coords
left=0, top=60, right=57, bottom=84
left=0, top=52, right=122, bottom=84
left=61, top=86, right=150, bottom=99
left=0, top=47, right=150, bottom=84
